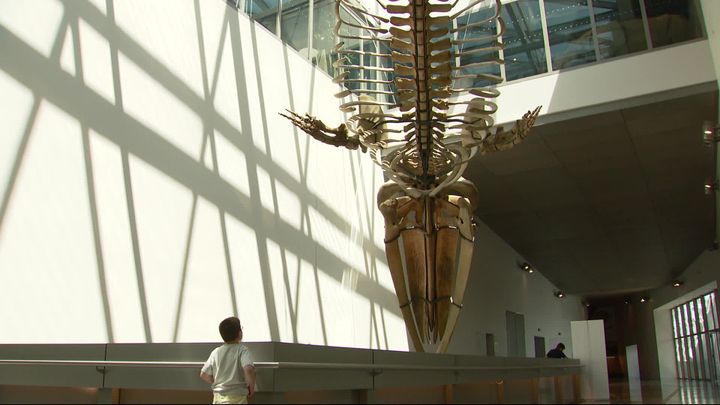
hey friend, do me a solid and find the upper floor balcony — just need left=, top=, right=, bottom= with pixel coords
left=227, top=0, right=710, bottom=114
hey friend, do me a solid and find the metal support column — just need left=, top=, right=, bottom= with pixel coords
left=538, top=0, right=554, bottom=72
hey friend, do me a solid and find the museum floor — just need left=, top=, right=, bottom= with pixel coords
left=582, top=379, right=720, bottom=404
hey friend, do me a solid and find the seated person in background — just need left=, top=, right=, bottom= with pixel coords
left=200, top=317, right=256, bottom=404
left=547, top=343, right=568, bottom=359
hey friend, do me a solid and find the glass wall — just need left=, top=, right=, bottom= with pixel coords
left=312, top=0, right=338, bottom=72
left=672, top=291, right=720, bottom=380
left=243, top=0, right=279, bottom=34
left=280, top=0, right=310, bottom=56
left=501, top=0, right=548, bottom=81
left=456, top=2, right=503, bottom=89
left=454, top=0, right=704, bottom=78
left=644, top=0, right=705, bottom=48
left=229, top=0, right=706, bottom=88
left=335, top=7, right=362, bottom=91
left=544, top=0, right=597, bottom=69
left=592, top=0, right=648, bottom=59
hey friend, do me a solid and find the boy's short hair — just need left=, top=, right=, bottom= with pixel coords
left=219, top=317, right=242, bottom=342
left=557, top=343, right=565, bottom=350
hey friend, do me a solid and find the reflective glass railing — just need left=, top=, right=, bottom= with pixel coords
left=229, top=0, right=705, bottom=89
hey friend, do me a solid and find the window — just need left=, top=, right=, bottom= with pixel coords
left=672, top=290, right=720, bottom=380
left=233, top=0, right=707, bottom=88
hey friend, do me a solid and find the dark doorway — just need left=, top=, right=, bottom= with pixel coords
left=506, top=311, right=526, bottom=357
left=534, top=336, right=546, bottom=358
left=486, top=333, right=495, bottom=356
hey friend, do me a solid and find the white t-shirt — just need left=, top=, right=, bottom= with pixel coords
left=201, top=343, right=254, bottom=396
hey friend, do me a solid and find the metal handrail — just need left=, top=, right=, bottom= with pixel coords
left=0, top=359, right=581, bottom=372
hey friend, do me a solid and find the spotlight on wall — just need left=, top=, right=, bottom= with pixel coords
left=702, top=121, right=719, bottom=146
left=704, top=180, right=718, bottom=195
left=624, top=297, right=631, bottom=305
left=640, top=296, right=649, bottom=303
left=672, top=281, right=684, bottom=288
left=555, top=291, right=565, bottom=298
left=520, top=262, right=534, bottom=274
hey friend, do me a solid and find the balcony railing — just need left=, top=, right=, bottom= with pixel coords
left=0, top=358, right=582, bottom=372
left=226, top=0, right=706, bottom=93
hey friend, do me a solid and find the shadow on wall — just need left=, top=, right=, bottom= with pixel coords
left=0, top=0, right=402, bottom=349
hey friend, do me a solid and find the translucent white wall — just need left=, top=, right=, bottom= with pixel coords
left=0, top=0, right=586, bottom=353
left=0, top=0, right=406, bottom=348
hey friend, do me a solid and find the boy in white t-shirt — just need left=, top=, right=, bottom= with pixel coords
left=200, top=317, right=256, bottom=404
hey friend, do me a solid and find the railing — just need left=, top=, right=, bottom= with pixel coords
left=226, top=0, right=707, bottom=88
left=0, top=359, right=581, bottom=372
left=0, top=357, right=583, bottom=403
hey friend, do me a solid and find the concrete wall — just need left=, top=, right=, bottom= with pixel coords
left=651, top=250, right=720, bottom=381
left=0, top=0, right=584, bottom=353
left=699, top=0, right=720, bottom=252
left=701, top=0, right=720, bottom=92
left=487, top=39, right=717, bottom=127
left=0, top=341, right=582, bottom=404
left=449, top=221, right=585, bottom=358
left=595, top=249, right=720, bottom=381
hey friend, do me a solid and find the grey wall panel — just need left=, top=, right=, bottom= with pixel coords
left=244, top=342, right=279, bottom=362
left=503, top=378, right=535, bottom=404
left=454, top=354, right=581, bottom=383
left=0, top=385, right=100, bottom=404
left=244, top=342, right=278, bottom=392
left=372, top=350, right=455, bottom=389
left=117, top=388, right=212, bottom=404
left=0, top=342, right=583, bottom=401
left=0, top=344, right=105, bottom=387
left=272, top=343, right=372, bottom=392
left=103, top=343, right=215, bottom=391
left=273, top=368, right=371, bottom=392
left=453, top=382, right=500, bottom=404
left=104, top=342, right=277, bottom=392
left=372, top=385, right=446, bottom=404
left=283, top=389, right=365, bottom=404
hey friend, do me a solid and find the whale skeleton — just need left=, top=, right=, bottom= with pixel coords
left=281, top=0, right=540, bottom=353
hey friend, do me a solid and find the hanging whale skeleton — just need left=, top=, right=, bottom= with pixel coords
left=281, top=0, right=540, bottom=353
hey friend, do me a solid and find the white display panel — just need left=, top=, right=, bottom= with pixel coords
left=571, top=320, right=609, bottom=401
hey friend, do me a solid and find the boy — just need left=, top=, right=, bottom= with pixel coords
left=200, top=317, right=256, bottom=404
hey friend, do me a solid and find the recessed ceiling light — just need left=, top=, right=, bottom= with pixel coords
left=704, top=180, right=718, bottom=195
left=702, top=121, right=718, bottom=146
left=703, top=121, right=718, bottom=142
left=520, top=262, right=534, bottom=274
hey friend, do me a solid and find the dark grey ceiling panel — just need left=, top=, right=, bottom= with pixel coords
left=466, top=90, right=718, bottom=297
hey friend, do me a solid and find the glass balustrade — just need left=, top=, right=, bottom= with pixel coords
left=313, top=0, right=339, bottom=74
left=644, top=0, right=705, bottom=48
left=502, top=0, right=548, bottom=80
left=280, top=0, right=311, bottom=55
left=592, top=0, right=648, bottom=59
left=229, top=0, right=705, bottom=90
left=243, top=0, right=279, bottom=34
left=545, top=0, right=597, bottom=69
left=456, top=2, right=503, bottom=89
